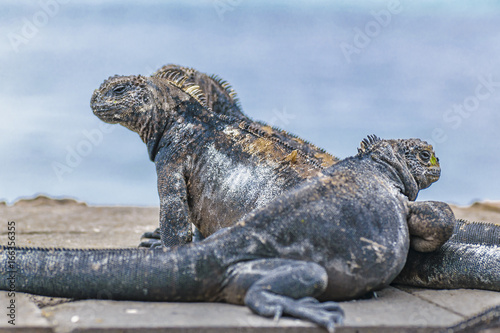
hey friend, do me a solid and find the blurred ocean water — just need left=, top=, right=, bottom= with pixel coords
left=1, top=1, right=499, bottom=206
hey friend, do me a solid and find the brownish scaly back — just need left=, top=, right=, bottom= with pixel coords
left=153, top=64, right=339, bottom=168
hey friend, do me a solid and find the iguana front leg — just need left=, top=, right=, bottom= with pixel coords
left=222, top=259, right=344, bottom=332
left=407, top=201, right=455, bottom=252
left=153, top=159, right=192, bottom=247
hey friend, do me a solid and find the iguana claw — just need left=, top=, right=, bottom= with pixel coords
left=138, top=238, right=162, bottom=248
left=139, top=228, right=162, bottom=248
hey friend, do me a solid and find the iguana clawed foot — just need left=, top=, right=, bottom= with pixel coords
left=246, top=291, right=344, bottom=332
left=407, top=201, right=455, bottom=252
left=139, top=238, right=163, bottom=248
left=139, top=228, right=162, bottom=248
left=241, top=260, right=344, bottom=332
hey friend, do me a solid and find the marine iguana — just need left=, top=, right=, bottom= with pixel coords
left=0, top=136, right=452, bottom=332
left=90, top=69, right=338, bottom=248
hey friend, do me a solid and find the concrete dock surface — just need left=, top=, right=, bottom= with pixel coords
left=0, top=196, right=499, bottom=332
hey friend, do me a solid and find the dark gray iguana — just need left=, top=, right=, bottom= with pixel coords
left=0, top=135, right=453, bottom=332
left=91, top=68, right=338, bottom=248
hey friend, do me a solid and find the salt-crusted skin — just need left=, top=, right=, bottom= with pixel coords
left=152, top=64, right=338, bottom=167
left=0, top=136, right=448, bottom=332
left=91, top=67, right=338, bottom=247
left=147, top=66, right=500, bottom=294
left=90, top=65, right=468, bottom=265
left=84, top=65, right=497, bottom=329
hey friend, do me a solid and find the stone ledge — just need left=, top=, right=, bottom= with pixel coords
left=2, top=287, right=498, bottom=333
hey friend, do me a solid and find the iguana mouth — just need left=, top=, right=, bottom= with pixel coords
left=92, top=105, right=111, bottom=113
left=422, top=167, right=441, bottom=188
left=428, top=166, right=441, bottom=180
left=91, top=104, right=122, bottom=123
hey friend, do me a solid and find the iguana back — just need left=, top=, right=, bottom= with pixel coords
left=153, top=64, right=338, bottom=168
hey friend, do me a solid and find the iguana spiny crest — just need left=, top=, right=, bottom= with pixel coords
left=153, top=64, right=244, bottom=118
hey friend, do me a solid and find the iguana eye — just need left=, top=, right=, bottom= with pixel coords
left=112, top=85, right=127, bottom=95
left=419, top=150, right=431, bottom=162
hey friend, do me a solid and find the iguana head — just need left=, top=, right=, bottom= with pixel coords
left=91, top=73, right=209, bottom=160
left=91, top=73, right=207, bottom=132
left=392, top=138, right=441, bottom=190
left=91, top=74, right=155, bottom=128
left=358, top=135, right=441, bottom=200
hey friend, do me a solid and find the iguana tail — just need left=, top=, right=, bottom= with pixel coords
left=0, top=243, right=228, bottom=301
left=394, top=219, right=500, bottom=291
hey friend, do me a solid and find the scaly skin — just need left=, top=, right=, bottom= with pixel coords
left=143, top=66, right=500, bottom=291
left=91, top=70, right=338, bottom=247
left=394, top=219, right=500, bottom=291
left=0, top=136, right=451, bottom=332
left=138, top=64, right=340, bottom=246
left=152, top=64, right=337, bottom=166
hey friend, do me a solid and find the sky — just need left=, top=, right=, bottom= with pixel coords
left=1, top=1, right=499, bottom=206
